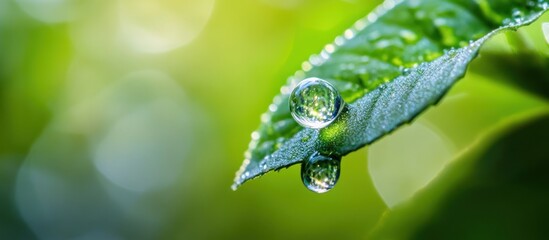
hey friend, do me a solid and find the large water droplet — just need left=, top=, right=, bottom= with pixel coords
left=289, top=77, right=344, bottom=129
left=301, top=153, right=341, bottom=193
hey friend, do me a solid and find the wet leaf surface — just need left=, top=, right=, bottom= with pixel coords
left=233, top=0, right=549, bottom=189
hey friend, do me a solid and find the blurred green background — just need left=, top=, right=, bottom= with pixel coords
left=1, top=0, right=549, bottom=239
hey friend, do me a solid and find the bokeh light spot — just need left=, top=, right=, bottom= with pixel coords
left=15, top=0, right=71, bottom=23
left=117, top=0, right=215, bottom=53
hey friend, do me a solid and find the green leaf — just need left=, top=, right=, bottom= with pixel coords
left=369, top=110, right=549, bottom=239
left=232, top=0, right=549, bottom=189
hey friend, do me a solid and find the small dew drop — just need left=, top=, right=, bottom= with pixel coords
left=511, top=8, right=525, bottom=23
left=324, top=44, right=335, bottom=53
left=302, top=61, right=312, bottom=72
left=367, top=13, right=378, bottom=22
left=273, top=95, right=283, bottom=104
left=251, top=131, right=260, bottom=140
left=269, top=104, right=278, bottom=112
left=334, top=36, right=345, bottom=46
left=354, top=19, right=367, bottom=31
left=289, top=77, right=344, bottom=129
left=512, top=8, right=525, bottom=18
left=301, top=153, right=341, bottom=193
left=344, top=29, right=355, bottom=39
left=259, top=160, right=268, bottom=170
left=248, top=141, right=258, bottom=149
left=539, top=0, right=549, bottom=9
left=309, top=54, right=323, bottom=66
left=261, top=113, right=270, bottom=123
left=320, top=50, right=330, bottom=60
left=295, top=70, right=306, bottom=79
left=383, top=0, right=396, bottom=9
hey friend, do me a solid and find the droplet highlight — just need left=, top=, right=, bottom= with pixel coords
left=289, top=77, right=344, bottom=129
left=301, top=153, right=341, bottom=193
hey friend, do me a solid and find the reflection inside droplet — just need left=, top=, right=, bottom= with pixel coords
left=289, top=77, right=344, bottom=129
left=301, top=153, right=341, bottom=193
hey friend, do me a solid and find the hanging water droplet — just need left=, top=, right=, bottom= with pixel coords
left=301, top=153, right=341, bottom=193
left=289, top=77, right=344, bottom=129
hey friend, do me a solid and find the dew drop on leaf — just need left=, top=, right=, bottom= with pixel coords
left=301, top=153, right=341, bottom=193
left=289, top=77, right=344, bottom=129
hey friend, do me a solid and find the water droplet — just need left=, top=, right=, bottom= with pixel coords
left=512, top=9, right=523, bottom=18
left=511, top=8, right=525, bottom=23
left=259, top=160, right=268, bottom=170
left=383, top=0, right=396, bottom=9
left=538, top=0, right=549, bottom=9
left=251, top=131, right=260, bottom=140
left=324, top=44, right=335, bottom=53
left=353, top=19, right=367, bottom=31
left=260, top=113, right=270, bottom=123
left=301, top=153, right=341, bottom=193
left=289, top=78, right=344, bottom=129
left=334, top=36, right=345, bottom=46
left=502, top=18, right=513, bottom=26
left=309, top=54, right=323, bottom=66
left=344, top=29, right=355, bottom=39
left=302, top=61, right=312, bottom=72
left=320, top=50, right=330, bottom=60
left=367, top=13, right=378, bottom=22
